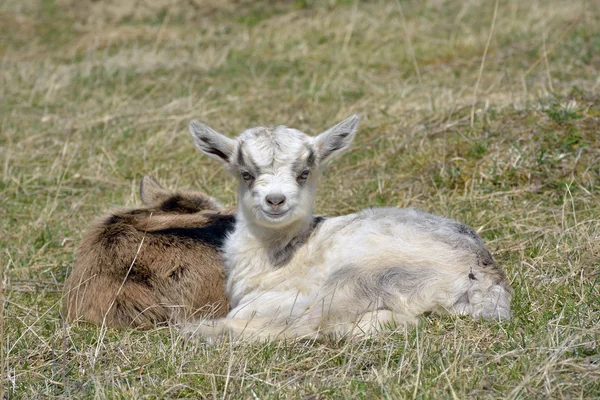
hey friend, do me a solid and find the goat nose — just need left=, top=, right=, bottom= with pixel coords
left=266, top=194, right=286, bottom=207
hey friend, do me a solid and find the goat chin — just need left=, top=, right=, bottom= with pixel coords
left=185, top=116, right=513, bottom=342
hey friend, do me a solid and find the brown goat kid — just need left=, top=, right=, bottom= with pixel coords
left=63, top=175, right=234, bottom=328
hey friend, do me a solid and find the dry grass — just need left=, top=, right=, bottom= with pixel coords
left=1, top=0, right=599, bottom=398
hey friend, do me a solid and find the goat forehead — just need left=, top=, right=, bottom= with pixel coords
left=238, top=126, right=312, bottom=170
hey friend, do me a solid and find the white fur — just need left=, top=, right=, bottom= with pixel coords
left=184, top=115, right=512, bottom=342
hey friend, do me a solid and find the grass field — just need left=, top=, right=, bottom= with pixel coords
left=1, top=0, right=599, bottom=398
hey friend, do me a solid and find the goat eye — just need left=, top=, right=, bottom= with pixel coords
left=241, top=172, right=254, bottom=182
left=298, top=170, right=310, bottom=180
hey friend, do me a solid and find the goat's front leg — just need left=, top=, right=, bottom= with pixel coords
left=322, top=310, right=418, bottom=339
left=181, top=315, right=321, bottom=342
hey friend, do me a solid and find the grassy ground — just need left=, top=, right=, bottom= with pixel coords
left=1, top=0, right=599, bottom=398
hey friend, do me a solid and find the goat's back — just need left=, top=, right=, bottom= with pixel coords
left=63, top=176, right=235, bottom=328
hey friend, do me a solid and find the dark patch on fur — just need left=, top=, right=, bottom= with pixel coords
left=151, top=214, right=235, bottom=249
left=271, top=216, right=326, bottom=268
left=126, top=261, right=154, bottom=288
left=306, top=149, right=316, bottom=169
left=236, top=146, right=246, bottom=169
left=454, top=223, right=498, bottom=270
left=168, top=265, right=187, bottom=280
left=206, top=147, right=229, bottom=162
left=478, top=250, right=495, bottom=268
left=455, top=223, right=480, bottom=241
left=105, top=214, right=122, bottom=225
left=159, top=195, right=210, bottom=214
left=313, top=216, right=326, bottom=225
left=325, top=265, right=430, bottom=310
left=99, top=222, right=131, bottom=246
left=292, top=147, right=317, bottom=185
left=237, top=142, right=262, bottom=177
left=468, top=272, right=477, bottom=280
left=124, top=209, right=150, bottom=217
left=322, top=142, right=344, bottom=159
left=200, top=136, right=230, bottom=162
left=376, top=268, right=408, bottom=288
left=98, top=212, right=150, bottom=247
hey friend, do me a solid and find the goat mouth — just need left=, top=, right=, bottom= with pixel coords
left=262, top=209, right=289, bottom=219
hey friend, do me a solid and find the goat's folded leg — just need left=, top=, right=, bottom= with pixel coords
left=181, top=316, right=321, bottom=342
left=322, top=310, right=418, bottom=339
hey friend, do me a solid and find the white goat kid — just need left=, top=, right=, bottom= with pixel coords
left=184, top=115, right=512, bottom=341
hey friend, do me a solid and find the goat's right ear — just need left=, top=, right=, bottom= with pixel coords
left=189, top=120, right=236, bottom=165
left=314, top=114, right=360, bottom=164
left=140, top=174, right=170, bottom=205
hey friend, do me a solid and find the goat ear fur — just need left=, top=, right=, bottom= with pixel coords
left=314, top=114, right=360, bottom=163
left=140, top=174, right=170, bottom=205
left=189, top=120, right=236, bottom=164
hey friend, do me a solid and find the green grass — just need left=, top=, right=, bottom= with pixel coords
left=1, top=0, right=599, bottom=398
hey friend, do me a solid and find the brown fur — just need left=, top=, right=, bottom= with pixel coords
left=63, top=175, right=235, bottom=328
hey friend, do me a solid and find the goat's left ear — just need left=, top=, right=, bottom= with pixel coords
left=189, top=120, right=236, bottom=165
left=314, top=114, right=360, bottom=163
left=140, top=174, right=170, bottom=205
